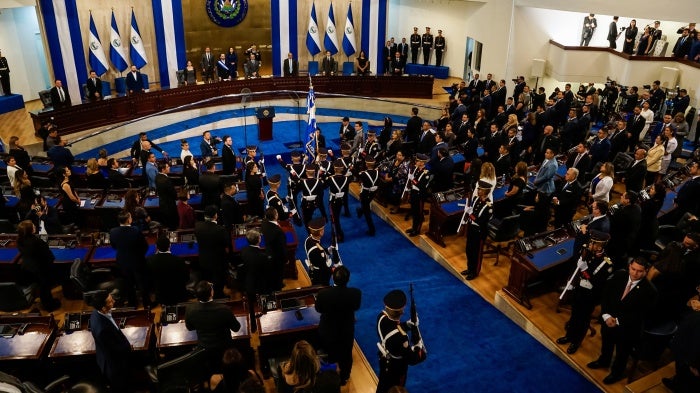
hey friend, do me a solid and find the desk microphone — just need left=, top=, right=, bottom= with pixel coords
left=17, top=323, right=29, bottom=335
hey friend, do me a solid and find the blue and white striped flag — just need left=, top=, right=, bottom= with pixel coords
left=305, top=84, right=317, bottom=161
left=342, top=4, right=356, bottom=56
left=109, top=11, right=128, bottom=72
left=88, top=13, right=109, bottom=76
left=324, top=3, right=339, bottom=55
left=130, top=9, right=148, bottom=69
left=306, top=2, right=322, bottom=56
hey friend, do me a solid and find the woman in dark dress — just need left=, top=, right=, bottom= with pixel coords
left=86, top=158, right=108, bottom=189
left=495, top=161, right=527, bottom=218
left=435, top=108, right=450, bottom=132
left=58, top=166, right=80, bottom=225
left=182, top=60, right=197, bottom=85
left=382, top=150, right=409, bottom=212
left=356, top=50, right=369, bottom=76
left=636, top=182, right=666, bottom=251
left=13, top=169, right=35, bottom=218
left=622, top=19, right=638, bottom=54
left=635, top=25, right=653, bottom=56
left=183, top=155, right=199, bottom=187
left=385, top=129, right=403, bottom=158
left=226, top=47, right=238, bottom=78
left=245, top=161, right=264, bottom=218
left=17, top=220, right=61, bottom=311
left=472, top=108, right=488, bottom=140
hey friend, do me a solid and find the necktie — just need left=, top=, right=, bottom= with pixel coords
left=573, top=154, right=582, bottom=167
left=59, top=87, right=65, bottom=102
left=563, top=182, right=569, bottom=191
left=92, top=78, right=95, bottom=85
left=621, top=280, right=633, bottom=300
left=289, top=60, right=292, bottom=74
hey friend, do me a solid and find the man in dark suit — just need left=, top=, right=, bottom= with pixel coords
left=416, top=121, right=436, bottom=155
left=608, top=121, right=629, bottom=160
left=0, top=49, right=10, bottom=95
left=430, top=147, right=454, bottom=192
left=553, top=168, right=584, bottom=227
left=624, top=148, right=647, bottom=193
left=397, top=37, right=409, bottom=63
left=608, top=191, right=642, bottom=264
left=47, top=136, right=74, bottom=168
left=492, top=80, right=507, bottom=111
left=110, top=211, right=149, bottom=307
left=200, top=160, right=222, bottom=208
left=390, top=52, right=405, bottom=75
left=560, top=108, right=580, bottom=151
left=493, top=144, right=512, bottom=178
left=86, top=70, right=102, bottom=101
left=107, top=158, right=131, bottom=188
left=195, top=206, right=230, bottom=296
left=185, top=280, right=241, bottom=370
left=201, top=47, right=215, bottom=83
left=321, top=50, right=337, bottom=76
left=587, top=258, right=658, bottom=384
left=405, top=108, right=423, bottom=146
left=627, top=106, right=646, bottom=152
left=607, top=16, right=619, bottom=49
left=673, top=160, right=700, bottom=218
left=130, top=132, right=166, bottom=166
left=243, top=53, right=261, bottom=79
left=566, top=143, right=592, bottom=175
left=531, top=125, right=560, bottom=165
left=315, top=266, right=362, bottom=385
left=155, top=162, right=178, bottom=230
left=672, top=28, right=693, bottom=58
left=147, top=236, right=189, bottom=305
left=240, top=229, right=274, bottom=331
left=221, top=135, right=237, bottom=176
left=283, top=52, right=299, bottom=77
left=589, top=128, right=611, bottom=171
left=220, top=183, right=244, bottom=230
left=125, top=65, right=144, bottom=95
left=260, top=207, right=287, bottom=291
left=49, top=79, right=71, bottom=110
left=89, top=291, right=132, bottom=392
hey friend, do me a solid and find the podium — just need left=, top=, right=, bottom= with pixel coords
left=256, top=106, right=275, bottom=141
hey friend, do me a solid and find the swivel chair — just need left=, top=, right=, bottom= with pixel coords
left=0, top=282, right=37, bottom=312
left=149, top=347, right=208, bottom=392
left=69, top=258, right=123, bottom=304
left=483, top=214, right=520, bottom=265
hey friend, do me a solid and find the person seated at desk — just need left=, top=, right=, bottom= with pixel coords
left=177, top=189, right=195, bottom=230
left=390, top=52, right=404, bottom=76
left=89, top=291, right=132, bottom=392
left=185, top=280, right=242, bottom=372
left=147, top=235, right=190, bottom=306
left=86, top=158, right=108, bottom=189
left=17, top=220, right=61, bottom=311
left=107, top=158, right=131, bottom=189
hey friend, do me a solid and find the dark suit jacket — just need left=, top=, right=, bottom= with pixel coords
left=608, top=130, right=628, bottom=158
left=108, top=169, right=131, bottom=189
left=405, top=116, right=423, bottom=144
left=675, top=176, right=700, bottom=216
left=17, top=235, right=54, bottom=275
left=588, top=215, right=610, bottom=234
left=554, top=180, right=583, bottom=225
left=625, top=160, right=647, bottom=193
left=609, top=203, right=642, bottom=255
left=185, top=301, right=241, bottom=350
left=673, top=36, right=693, bottom=58
left=156, top=173, right=178, bottom=228
left=47, top=145, right=74, bottom=168
left=416, top=130, right=436, bottom=155
left=109, top=225, right=148, bottom=272
left=125, top=71, right=144, bottom=93
left=199, top=172, right=222, bottom=208
left=50, top=86, right=72, bottom=110
left=315, top=285, right=362, bottom=344
left=89, top=311, right=132, bottom=383
left=601, top=269, right=657, bottom=336
left=566, top=152, right=591, bottom=174
left=390, top=57, right=404, bottom=75
left=195, top=220, right=230, bottom=275
left=86, top=77, right=102, bottom=100
left=321, top=56, right=336, bottom=75
left=222, top=145, right=236, bottom=175
left=283, top=58, right=299, bottom=77
left=240, top=245, right=274, bottom=296
left=628, top=115, right=646, bottom=144
left=220, top=193, right=244, bottom=230
left=147, top=252, right=189, bottom=305
left=260, top=220, right=287, bottom=276
left=494, top=154, right=512, bottom=178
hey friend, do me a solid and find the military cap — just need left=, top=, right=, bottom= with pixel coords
left=367, top=129, right=376, bottom=136
left=415, top=153, right=429, bottom=162
left=318, top=147, right=328, bottom=155
left=341, top=143, right=352, bottom=151
left=687, top=232, right=700, bottom=244
left=291, top=151, right=302, bottom=158
left=589, top=230, right=611, bottom=243
left=268, top=174, right=281, bottom=184
left=333, top=160, right=345, bottom=169
left=246, top=145, right=258, bottom=152
left=365, top=156, right=376, bottom=164
left=308, top=217, right=326, bottom=231
left=384, top=289, right=407, bottom=309
left=305, top=163, right=318, bottom=171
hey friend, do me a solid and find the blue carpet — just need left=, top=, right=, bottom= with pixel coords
left=253, top=161, right=597, bottom=393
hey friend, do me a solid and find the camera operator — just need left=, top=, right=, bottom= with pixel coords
left=618, top=85, right=638, bottom=114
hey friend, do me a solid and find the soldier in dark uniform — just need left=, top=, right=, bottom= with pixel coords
left=461, top=180, right=494, bottom=280
left=356, top=156, right=380, bottom=236
left=410, top=27, right=421, bottom=64
left=376, top=289, right=425, bottom=393
left=277, top=151, right=306, bottom=220
left=364, top=130, right=382, bottom=161
left=300, top=164, right=327, bottom=230
left=315, top=147, right=333, bottom=180
left=243, top=145, right=266, bottom=184
left=421, top=27, right=433, bottom=65
left=0, top=49, right=11, bottom=95
left=327, top=161, right=350, bottom=242
left=434, top=30, right=446, bottom=66
left=304, top=218, right=333, bottom=286
left=406, top=154, right=431, bottom=237
left=338, top=143, right=355, bottom=216
left=266, top=174, right=291, bottom=222
left=315, top=266, right=362, bottom=385
left=557, top=231, right=614, bottom=354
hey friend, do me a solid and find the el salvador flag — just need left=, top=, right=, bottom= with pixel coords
left=306, top=84, right=317, bottom=160
left=88, top=13, right=109, bottom=76
left=324, top=3, right=339, bottom=55
left=130, top=10, right=148, bottom=69
left=306, top=2, right=322, bottom=56
left=342, top=4, right=357, bottom=56
left=110, top=11, right=128, bottom=72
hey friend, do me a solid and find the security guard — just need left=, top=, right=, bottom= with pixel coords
left=557, top=230, right=613, bottom=354
left=266, top=174, right=293, bottom=222
left=421, top=27, right=434, bottom=65
left=327, top=160, right=350, bottom=242
left=357, top=156, right=380, bottom=236
left=409, top=27, right=421, bottom=64
left=304, top=217, right=334, bottom=285
left=462, top=180, right=494, bottom=280
left=300, top=163, right=327, bottom=229
left=434, top=30, right=446, bottom=66
left=0, top=49, right=10, bottom=95
left=376, top=289, right=424, bottom=393
left=406, top=154, right=430, bottom=237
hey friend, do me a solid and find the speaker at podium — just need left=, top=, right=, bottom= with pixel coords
left=256, top=107, right=276, bottom=141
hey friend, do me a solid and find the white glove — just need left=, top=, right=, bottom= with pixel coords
left=406, top=316, right=419, bottom=328
left=566, top=284, right=575, bottom=291
left=412, top=339, right=424, bottom=350
left=407, top=173, right=414, bottom=181
left=276, top=154, right=282, bottom=160
left=260, top=157, right=265, bottom=164
left=465, top=206, right=473, bottom=215
left=576, top=258, right=588, bottom=272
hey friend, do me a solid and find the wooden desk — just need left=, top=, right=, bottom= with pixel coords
left=232, top=224, right=298, bottom=279
left=157, top=315, right=249, bottom=350
left=0, top=315, right=57, bottom=361
left=257, top=307, right=321, bottom=363
left=503, top=235, right=575, bottom=310
left=88, top=241, right=200, bottom=267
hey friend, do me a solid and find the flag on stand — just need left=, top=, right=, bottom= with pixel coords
left=342, top=4, right=357, bottom=56
left=88, top=13, right=109, bottom=76
left=109, top=10, right=128, bottom=72
left=129, top=9, right=148, bottom=69
left=306, top=2, right=322, bottom=56
left=305, top=82, right=317, bottom=161
left=324, top=3, right=339, bottom=54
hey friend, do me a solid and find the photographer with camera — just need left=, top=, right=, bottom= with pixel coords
left=581, top=13, right=597, bottom=46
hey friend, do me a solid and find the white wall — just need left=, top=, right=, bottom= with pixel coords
left=0, top=6, right=49, bottom=100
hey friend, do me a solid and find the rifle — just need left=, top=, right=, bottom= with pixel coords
left=401, top=165, right=418, bottom=200
left=456, top=194, right=473, bottom=234
left=408, top=283, right=427, bottom=363
left=327, top=201, right=343, bottom=266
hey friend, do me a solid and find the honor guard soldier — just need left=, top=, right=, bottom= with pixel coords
left=406, top=154, right=431, bottom=237
left=327, top=160, right=350, bottom=242
left=337, top=143, right=355, bottom=217
left=410, top=27, right=421, bottom=64
left=462, top=180, right=494, bottom=280
left=557, top=230, right=613, bottom=354
left=300, top=163, right=327, bottom=229
left=434, top=30, right=446, bottom=66
left=0, top=49, right=10, bottom=95
left=376, top=289, right=425, bottom=393
left=244, top=145, right=266, bottom=183
left=266, top=174, right=293, bottom=222
left=277, top=151, right=306, bottom=213
left=421, top=27, right=434, bottom=65
left=315, top=147, right=333, bottom=180
left=357, top=156, right=380, bottom=236
left=364, top=130, right=382, bottom=161
left=305, top=218, right=335, bottom=286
